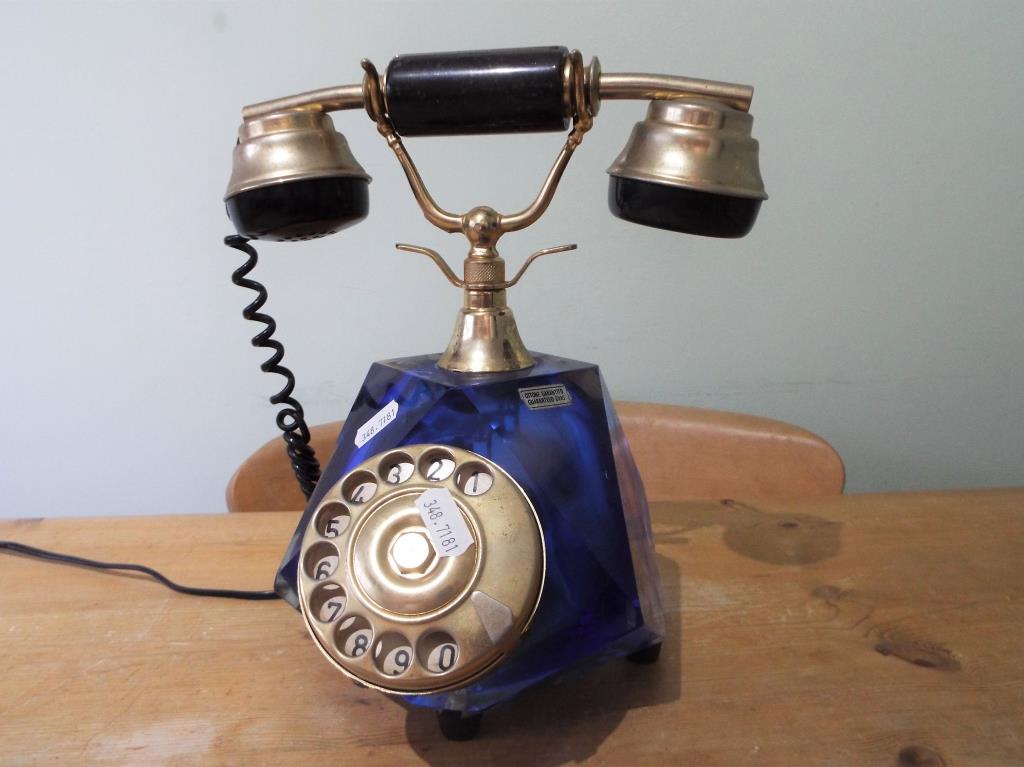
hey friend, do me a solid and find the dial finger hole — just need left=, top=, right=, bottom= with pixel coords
left=315, top=501, right=351, bottom=538
left=335, top=615, right=373, bottom=659
left=417, top=631, right=460, bottom=674
left=379, top=451, right=415, bottom=485
left=304, top=541, right=340, bottom=581
left=418, top=449, right=455, bottom=482
left=342, top=470, right=378, bottom=504
left=309, top=582, right=347, bottom=623
left=455, top=461, right=494, bottom=497
left=373, top=632, right=414, bottom=677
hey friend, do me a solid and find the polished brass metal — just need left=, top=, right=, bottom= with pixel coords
left=607, top=98, right=767, bottom=200
left=395, top=244, right=465, bottom=289
left=598, top=72, right=753, bottom=112
left=440, top=290, right=534, bottom=372
left=560, top=49, right=575, bottom=119
left=396, top=243, right=577, bottom=291
left=297, top=444, right=545, bottom=695
left=360, top=51, right=595, bottom=373
left=503, top=244, right=577, bottom=288
left=584, top=56, right=602, bottom=116
left=233, top=67, right=754, bottom=121
left=224, top=110, right=369, bottom=199
left=242, top=83, right=365, bottom=120
left=395, top=240, right=577, bottom=372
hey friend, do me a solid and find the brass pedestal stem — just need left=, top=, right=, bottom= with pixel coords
left=440, top=297, right=532, bottom=374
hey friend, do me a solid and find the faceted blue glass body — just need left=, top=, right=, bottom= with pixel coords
left=276, top=352, right=663, bottom=714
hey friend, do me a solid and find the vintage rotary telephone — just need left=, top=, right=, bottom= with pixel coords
left=222, top=46, right=766, bottom=740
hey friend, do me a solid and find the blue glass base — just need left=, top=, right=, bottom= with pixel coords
left=276, top=352, right=663, bottom=714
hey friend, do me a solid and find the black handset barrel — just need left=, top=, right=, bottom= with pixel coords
left=384, top=46, right=571, bottom=136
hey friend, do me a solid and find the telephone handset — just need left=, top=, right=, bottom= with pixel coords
left=222, top=46, right=766, bottom=740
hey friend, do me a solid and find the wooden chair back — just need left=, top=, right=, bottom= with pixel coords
left=226, top=401, right=844, bottom=512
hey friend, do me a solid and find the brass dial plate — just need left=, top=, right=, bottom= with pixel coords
left=297, top=444, right=545, bottom=695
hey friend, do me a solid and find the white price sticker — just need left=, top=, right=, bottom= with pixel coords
left=354, top=400, right=399, bottom=447
left=415, top=487, right=475, bottom=558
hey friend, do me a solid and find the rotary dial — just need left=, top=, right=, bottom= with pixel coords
left=297, top=444, right=545, bottom=694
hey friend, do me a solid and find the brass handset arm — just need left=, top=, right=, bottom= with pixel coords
left=241, top=83, right=364, bottom=120
left=597, top=73, right=752, bottom=112
left=239, top=66, right=752, bottom=120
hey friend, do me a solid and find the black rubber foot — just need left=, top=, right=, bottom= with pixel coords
left=627, top=642, right=662, bottom=665
left=437, top=710, right=482, bottom=741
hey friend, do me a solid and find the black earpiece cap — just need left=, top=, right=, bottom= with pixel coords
left=226, top=177, right=370, bottom=242
left=608, top=176, right=762, bottom=239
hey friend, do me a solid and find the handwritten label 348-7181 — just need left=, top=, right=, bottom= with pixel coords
left=415, top=487, right=475, bottom=558
left=354, top=400, right=399, bottom=447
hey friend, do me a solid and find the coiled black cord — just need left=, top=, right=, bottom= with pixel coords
left=225, top=235, right=321, bottom=499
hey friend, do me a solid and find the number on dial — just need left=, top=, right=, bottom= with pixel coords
left=426, top=642, right=458, bottom=673
left=310, top=582, right=347, bottom=624
left=348, top=631, right=371, bottom=657
left=347, top=481, right=376, bottom=503
left=418, top=631, right=460, bottom=675
left=314, top=554, right=339, bottom=581
left=381, top=645, right=413, bottom=676
left=464, top=471, right=492, bottom=496
left=325, top=514, right=348, bottom=538
left=383, top=459, right=414, bottom=484
left=336, top=615, right=374, bottom=659
left=319, top=597, right=346, bottom=622
left=316, top=501, right=351, bottom=539
left=424, top=457, right=455, bottom=482
left=373, top=633, right=414, bottom=676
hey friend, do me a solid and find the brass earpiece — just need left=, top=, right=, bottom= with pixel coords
left=224, top=110, right=370, bottom=241
left=607, top=98, right=767, bottom=237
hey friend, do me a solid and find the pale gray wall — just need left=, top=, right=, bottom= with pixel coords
left=1, top=1, right=1021, bottom=518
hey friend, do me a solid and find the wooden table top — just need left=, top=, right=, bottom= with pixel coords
left=2, top=489, right=1022, bottom=766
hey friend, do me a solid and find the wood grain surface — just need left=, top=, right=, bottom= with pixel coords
left=2, top=489, right=1022, bottom=766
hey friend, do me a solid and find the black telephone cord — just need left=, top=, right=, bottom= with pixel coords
left=0, top=540, right=279, bottom=600
left=0, top=237, right=324, bottom=601
left=225, top=235, right=322, bottom=499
